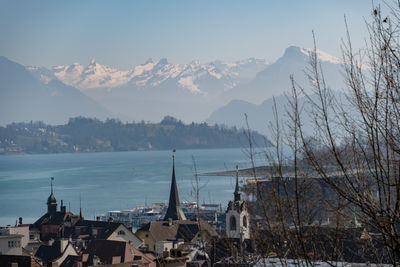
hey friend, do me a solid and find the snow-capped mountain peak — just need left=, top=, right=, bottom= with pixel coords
left=283, top=46, right=340, bottom=64
left=37, top=56, right=269, bottom=94
left=300, top=47, right=340, bottom=64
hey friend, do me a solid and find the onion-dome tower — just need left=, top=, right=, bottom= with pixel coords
left=47, top=177, right=57, bottom=214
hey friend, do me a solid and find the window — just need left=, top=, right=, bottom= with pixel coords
left=8, top=241, right=11, bottom=248
left=29, top=234, right=34, bottom=240
left=243, top=216, right=247, bottom=228
left=118, top=230, right=125, bottom=235
left=230, top=216, right=236, bottom=231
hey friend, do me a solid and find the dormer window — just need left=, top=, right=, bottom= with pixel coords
left=118, top=230, right=125, bottom=235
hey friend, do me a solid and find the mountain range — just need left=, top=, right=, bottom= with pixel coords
left=0, top=56, right=110, bottom=125
left=1, top=46, right=345, bottom=130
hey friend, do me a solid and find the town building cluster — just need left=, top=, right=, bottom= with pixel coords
left=2, top=154, right=390, bottom=267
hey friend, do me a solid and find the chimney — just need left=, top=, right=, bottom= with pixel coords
left=96, top=216, right=100, bottom=221
left=18, top=217, right=23, bottom=225
left=60, top=200, right=66, bottom=213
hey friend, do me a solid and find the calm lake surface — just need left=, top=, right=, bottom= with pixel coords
left=0, top=148, right=262, bottom=226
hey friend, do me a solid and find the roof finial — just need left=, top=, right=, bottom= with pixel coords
left=51, top=177, right=54, bottom=194
left=172, top=149, right=176, bottom=168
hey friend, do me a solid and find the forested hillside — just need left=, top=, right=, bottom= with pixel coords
left=0, top=116, right=268, bottom=154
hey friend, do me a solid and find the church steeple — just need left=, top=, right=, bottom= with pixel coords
left=47, top=177, right=57, bottom=214
left=234, top=165, right=241, bottom=202
left=164, top=150, right=186, bottom=221
left=226, top=165, right=250, bottom=239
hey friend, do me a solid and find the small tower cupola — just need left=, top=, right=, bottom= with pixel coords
left=47, top=177, right=57, bottom=214
left=164, top=150, right=186, bottom=221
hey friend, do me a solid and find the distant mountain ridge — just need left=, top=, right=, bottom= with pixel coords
left=0, top=56, right=111, bottom=125
left=29, top=57, right=268, bottom=94
left=206, top=46, right=347, bottom=136
left=206, top=90, right=350, bottom=137
left=227, top=46, right=344, bottom=104
left=1, top=46, right=344, bottom=125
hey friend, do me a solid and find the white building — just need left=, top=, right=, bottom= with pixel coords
left=0, top=234, right=23, bottom=255
left=0, top=224, right=29, bottom=248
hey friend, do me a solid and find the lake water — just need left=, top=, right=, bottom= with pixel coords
left=0, top=148, right=262, bottom=226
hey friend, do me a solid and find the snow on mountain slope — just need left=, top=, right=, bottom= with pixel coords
left=53, top=59, right=133, bottom=89
left=300, top=47, right=341, bottom=64
left=226, top=46, right=344, bottom=104
left=212, top=57, right=268, bottom=82
left=33, top=57, right=269, bottom=94
left=21, top=46, right=343, bottom=123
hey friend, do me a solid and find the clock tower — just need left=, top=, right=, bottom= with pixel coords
left=226, top=166, right=250, bottom=240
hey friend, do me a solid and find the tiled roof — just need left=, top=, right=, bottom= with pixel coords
left=33, top=211, right=74, bottom=227
left=35, top=240, right=63, bottom=263
left=74, top=220, right=122, bottom=240
left=84, top=239, right=151, bottom=265
left=85, top=239, right=128, bottom=263
left=138, top=220, right=218, bottom=242
left=60, top=255, right=80, bottom=267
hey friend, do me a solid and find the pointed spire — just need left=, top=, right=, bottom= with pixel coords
left=164, top=150, right=186, bottom=221
left=234, top=165, right=241, bottom=202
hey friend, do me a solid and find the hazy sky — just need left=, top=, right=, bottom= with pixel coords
left=0, top=0, right=374, bottom=69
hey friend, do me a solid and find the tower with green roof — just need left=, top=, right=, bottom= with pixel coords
left=47, top=177, right=57, bottom=214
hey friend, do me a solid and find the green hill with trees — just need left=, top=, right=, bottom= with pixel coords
left=0, top=116, right=268, bottom=154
